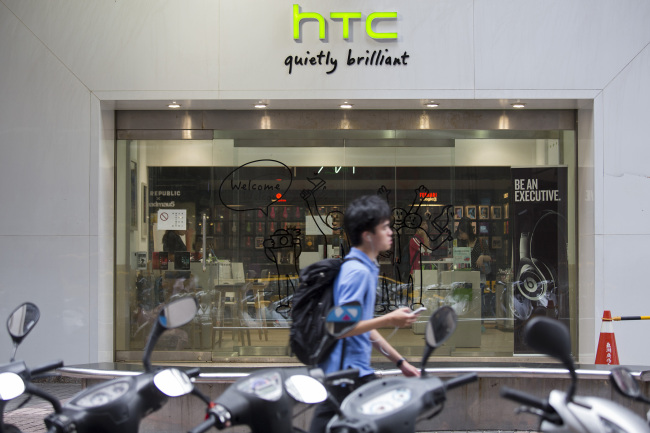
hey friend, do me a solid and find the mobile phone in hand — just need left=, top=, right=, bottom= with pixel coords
left=411, top=306, right=427, bottom=314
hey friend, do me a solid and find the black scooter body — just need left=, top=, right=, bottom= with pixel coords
left=0, top=361, right=30, bottom=378
left=214, top=367, right=313, bottom=433
left=43, top=297, right=199, bottom=433
left=45, top=372, right=166, bottom=433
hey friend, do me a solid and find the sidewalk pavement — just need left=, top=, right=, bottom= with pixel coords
left=4, top=382, right=82, bottom=433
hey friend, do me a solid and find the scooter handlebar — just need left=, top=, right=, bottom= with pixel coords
left=185, top=367, right=201, bottom=378
left=31, top=359, right=64, bottom=377
left=188, top=414, right=217, bottom=433
left=325, top=369, right=360, bottom=383
left=444, top=373, right=477, bottom=390
left=500, top=386, right=552, bottom=412
left=324, top=368, right=360, bottom=387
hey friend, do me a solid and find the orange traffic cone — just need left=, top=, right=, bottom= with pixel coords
left=595, top=310, right=619, bottom=365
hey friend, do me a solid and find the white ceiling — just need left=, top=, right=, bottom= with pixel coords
left=108, top=98, right=586, bottom=111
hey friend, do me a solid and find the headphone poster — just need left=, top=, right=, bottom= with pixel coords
left=511, top=167, right=569, bottom=353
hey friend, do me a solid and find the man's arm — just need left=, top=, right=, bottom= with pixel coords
left=340, top=307, right=418, bottom=337
left=339, top=307, right=421, bottom=377
left=369, top=329, right=420, bottom=377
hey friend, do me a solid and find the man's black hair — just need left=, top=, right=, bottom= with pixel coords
left=343, top=195, right=391, bottom=247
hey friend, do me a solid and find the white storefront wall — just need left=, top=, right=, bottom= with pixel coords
left=0, top=0, right=649, bottom=365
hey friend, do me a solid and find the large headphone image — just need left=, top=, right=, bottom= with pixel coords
left=513, top=210, right=567, bottom=303
left=514, top=232, right=555, bottom=301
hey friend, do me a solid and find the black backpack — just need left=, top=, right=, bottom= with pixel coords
left=289, top=257, right=361, bottom=365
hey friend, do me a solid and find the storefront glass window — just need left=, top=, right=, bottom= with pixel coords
left=115, top=126, right=576, bottom=363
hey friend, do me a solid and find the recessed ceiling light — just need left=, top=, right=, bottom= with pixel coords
left=340, top=102, right=353, bottom=109
left=425, top=101, right=440, bottom=108
left=254, top=102, right=268, bottom=109
left=167, top=102, right=181, bottom=108
left=511, top=102, right=526, bottom=108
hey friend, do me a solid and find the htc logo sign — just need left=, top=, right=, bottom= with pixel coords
left=293, top=4, right=397, bottom=40
left=285, top=4, right=408, bottom=75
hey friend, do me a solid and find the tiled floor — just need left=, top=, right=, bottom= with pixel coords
left=4, top=382, right=82, bottom=433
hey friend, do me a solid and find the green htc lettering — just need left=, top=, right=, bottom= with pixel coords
left=293, top=4, right=397, bottom=40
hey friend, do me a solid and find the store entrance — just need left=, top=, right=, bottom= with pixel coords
left=115, top=109, right=576, bottom=364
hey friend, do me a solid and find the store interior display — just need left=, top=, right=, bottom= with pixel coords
left=127, top=164, right=518, bottom=356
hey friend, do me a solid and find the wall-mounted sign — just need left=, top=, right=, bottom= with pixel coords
left=149, top=190, right=182, bottom=209
left=135, top=251, right=147, bottom=270
left=419, top=192, right=438, bottom=202
left=286, top=4, right=409, bottom=75
left=293, top=4, right=398, bottom=40
left=511, top=167, right=569, bottom=354
left=150, top=190, right=181, bottom=197
left=157, top=209, right=186, bottom=231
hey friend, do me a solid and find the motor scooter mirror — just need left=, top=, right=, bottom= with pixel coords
left=7, top=302, right=40, bottom=362
left=0, top=372, right=26, bottom=401
left=285, top=375, right=328, bottom=404
left=143, top=297, right=199, bottom=372
left=611, top=367, right=641, bottom=399
left=153, top=368, right=194, bottom=397
left=159, top=297, right=200, bottom=329
left=524, top=316, right=573, bottom=366
left=425, top=306, right=457, bottom=348
left=420, top=306, right=457, bottom=374
left=325, top=301, right=362, bottom=338
left=524, top=316, right=577, bottom=400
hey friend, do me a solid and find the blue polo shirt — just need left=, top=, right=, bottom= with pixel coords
left=319, top=248, right=379, bottom=377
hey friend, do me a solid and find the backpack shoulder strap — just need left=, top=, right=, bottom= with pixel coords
left=337, top=256, right=364, bottom=370
left=340, top=338, right=347, bottom=370
left=342, top=256, right=364, bottom=265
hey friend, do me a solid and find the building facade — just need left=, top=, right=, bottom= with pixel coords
left=1, top=0, right=649, bottom=366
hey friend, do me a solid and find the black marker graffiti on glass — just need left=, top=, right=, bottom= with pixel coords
left=300, top=176, right=348, bottom=258
left=263, top=227, right=302, bottom=314
left=382, top=185, right=454, bottom=309
left=218, top=160, right=293, bottom=216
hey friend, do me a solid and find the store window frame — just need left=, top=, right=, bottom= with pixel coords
left=114, top=109, right=578, bottom=364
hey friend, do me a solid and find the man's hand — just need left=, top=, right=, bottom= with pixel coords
left=386, top=307, right=420, bottom=327
left=399, top=360, right=421, bottom=377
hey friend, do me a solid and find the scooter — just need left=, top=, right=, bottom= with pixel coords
left=188, top=302, right=365, bottom=433
left=0, top=302, right=64, bottom=433
left=42, top=296, right=202, bottom=433
left=189, top=366, right=359, bottom=433
left=325, top=305, right=478, bottom=433
left=500, top=316, right=650, bottom=433
left=610, top=366, right=650, bottom=425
